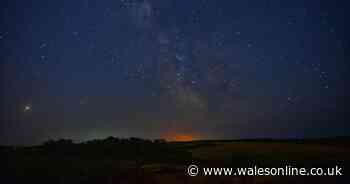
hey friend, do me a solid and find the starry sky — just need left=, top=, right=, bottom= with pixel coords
left=1, top=0, right=349, bottom=145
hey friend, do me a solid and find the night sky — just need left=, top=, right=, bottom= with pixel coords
left=1, top=0, right=349, bottom=145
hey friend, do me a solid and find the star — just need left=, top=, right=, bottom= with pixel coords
left=39, top=43, right=47, bottom=48
left=175, top=54, right=185, bottom=61
left=24, top=105, right=32, bottom=112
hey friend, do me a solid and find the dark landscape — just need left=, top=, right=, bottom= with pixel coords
left=2, top=136, right=350, bottom=183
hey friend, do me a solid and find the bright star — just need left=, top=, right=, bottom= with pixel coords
left=24, top=105, right=31, bottom=112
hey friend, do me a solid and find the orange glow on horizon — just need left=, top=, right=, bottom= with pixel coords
left=172, top=134, right=194, bottom=142
left=163, top=132, right=200, bottom=142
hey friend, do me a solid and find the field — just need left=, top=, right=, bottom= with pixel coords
left=1, top=137, right=349, bottom=183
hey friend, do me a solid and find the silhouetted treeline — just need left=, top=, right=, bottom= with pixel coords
left=2, top=137, right=190, bottom=163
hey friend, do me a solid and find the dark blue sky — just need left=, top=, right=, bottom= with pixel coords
left=1, top=0, right=349, bottom=145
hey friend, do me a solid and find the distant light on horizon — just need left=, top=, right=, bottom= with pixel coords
left=166, top=134, right=197, bottom=142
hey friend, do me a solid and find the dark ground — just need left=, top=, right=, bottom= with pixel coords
left=1, top=137, right=350, bottom=184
